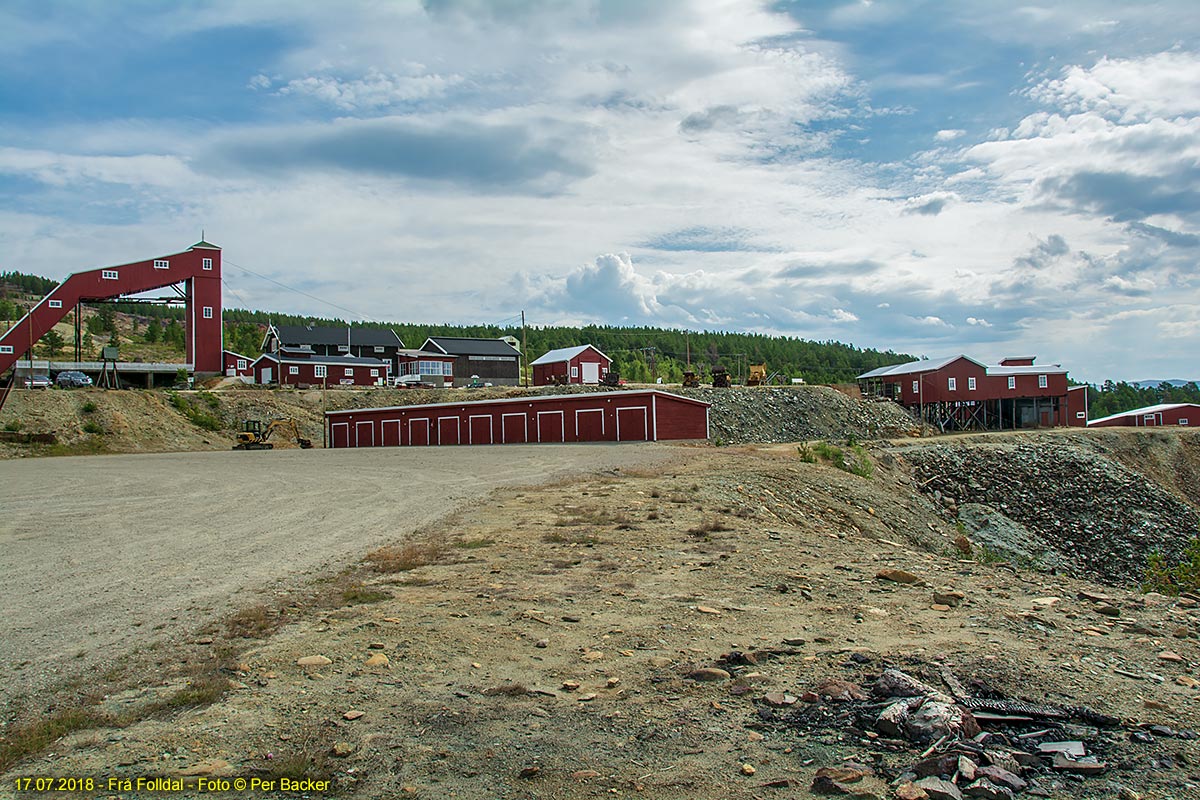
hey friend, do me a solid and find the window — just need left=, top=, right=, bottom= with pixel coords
left=912, top=380, right=918, bottom=394
left=0, top=345, right=12, bottom=354
left=968, top=377, right=976, bottom=391
left=314, top=365, right=327, bottom=378
left=202, top=258, right=213, bottom=270
left=444, top=362, right=453, bottom=375
left=374, top=346, right=385, bottom=353
left=1038, top=374, right=1048, bottom=388
left=1008, top=376, right=1016, bottom=390
left=202, top=306, right=213, bottom=319
left=338, top=345, right=350, bottom=353
left=154, top=259, right=169, bottom=270
left=1181, top=419, right=1190, bottom=426
left=1076, top=412, right=1086, bottom=419
left=370, top=369, right=379, bottom=377
left=236, top=359, right=247, bottom=370
left=102, top=270, right=118, bottom=280
left=48, top=299, right=62, bottom=308
left=948, top=377, right=957, bottom=391
left=289, top=366, right=299, bottom=375
left=345, top=368, right=354, bottom=376
left=571, top=366, right=579, bottom=378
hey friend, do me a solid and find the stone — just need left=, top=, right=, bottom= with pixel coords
left=179, top=760, right=232, bottom=777
left=696, top=605, right=722, bottom=615
left=931, top=603, right=952, bottom=612
left=814, top=764, right=872, bottom=783
left=368, top=642, right=385, bottom=649
left=933, top=589, right=966, bottom=607
left=876, top=699, right=912, bottom=738
left=343, top=710, right=365, bottom=720
left=519, top=766, right=540, bottom=778
left=800, top=691, right=820, bottom=703
left=561, top=680, right=580, bottom=691
left=364, top=653, right=389, bottom=667
left=647, top=656, right=672, bottom=667
left=331, top=742, right=354, bottom=757
left=748, top=731, right=764, bottom=742
left=1036, top=741, right=1085, bottom=758
left=763, top=692, right=797, bottom=706
left=1031, top=597, right=1060, bottom=607
left=906, top=701, right=980, bottom=743
left=1095, top=604, right=1121, bottom=617
left=297, top=655, right=332, bottom=667
left=961, top=778, right=1012, bottom=800
left=1158, top=650, right=1185, bottom=663
left=973, top=766, right=1026, bottom=793
left=810, top=775, right=881, bottom=797
left=741, top=763, right=757, bottom=776
left=895, top=784, right=929, bottom=800
left=1176, top=675, right=1199, bottom=688
left=688, top=667, right=731, bottom=682
left=956, top=756, right=977, bottom=781
left=577, top=692, right=597, bottom=702
left=535, top=638, right=549, bottom=648
left=1050, top=753, right=1106, bottom=773
left=876, top=568, right=924, bottom=585
left=817, top=678, right=868, bottom=701
left=913, top=776, right=963, bottom=800
left=571, top=770, right=601, bottom=780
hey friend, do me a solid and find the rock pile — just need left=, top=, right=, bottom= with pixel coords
left=903, top=443, right=1200, bottom=584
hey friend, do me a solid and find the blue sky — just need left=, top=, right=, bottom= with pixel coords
left=1, top=1, right=1198, bottom=382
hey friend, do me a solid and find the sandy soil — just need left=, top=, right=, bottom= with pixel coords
left=0, top=444, right=680, bottom=711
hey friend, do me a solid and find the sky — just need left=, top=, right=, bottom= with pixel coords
left=1, top=1, right=1198, bottom=383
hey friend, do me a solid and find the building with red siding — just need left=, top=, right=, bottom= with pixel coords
left=252, top=352, right=390, bottom=387
left=325, top=389, right=709, bottom=447
left=530, top=345, right=612, bottom=386
left=858, top=355, right=1076, bottom=430
left=223, top=350, right=254, bottom=378
left=1088, top=403, right=1200, bottom=428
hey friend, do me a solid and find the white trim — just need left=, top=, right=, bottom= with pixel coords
left=574, top=408, right=604, bottom=438
left=48, top=299, right=62, bottom=308
left=288, top=366, right=299, bottom=375
left=202, top=306, right=213, bottom=319
left=236, top=359, right=247, bottom=370
left=616, top=406, right=648, bottom=441
left=1008, top=376, right=1016, bottom=390
left=1038, top=374, right=1048, bottom=388
left=536, top=410, right=565, bottom=443
left=968, top=376, right=976, bottom=391
left=344, top=367, right=354, bottom=376
left=947, top=377, right=957, bottom=391
left=437, top=415, right=461, bottom=445
left=382, top=419, right=401, bottom=446
left=331, top=422, right=349, bottom=448
left=101, top=270, right=118, bottom=280
left=501, top=412, right=527, bottom=443
left=325, top=389, right=710, bottom=418
left=652, top=393, right=658, bottom=440
left=154, top=259, right=170, bottom=270
left=1181, top=419, right=1190, bottom=426
left=202, top=258, right=213, bottom=270
left=408, top=417, right=431, bottom=445
left=355, top=420, right=375, bottom=447
left=314, top=365, right=327, bottom=378
left=570, top=365, right=578, bottom=378
left=468, top=414, right=494, bottom=444
left=0, top=345, right=13, bottom=354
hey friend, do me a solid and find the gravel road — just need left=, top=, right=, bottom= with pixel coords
left=0, top=444, right=679, bottom=707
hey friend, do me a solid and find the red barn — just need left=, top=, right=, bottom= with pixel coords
left=530, top=345, right=612, bottom=386
left=223, top=350, right=254, bottom=378
left=1067, top=385, right=1089, bottom=426
left=324, top=389, right=709, bottom=447
left=252, top=353, right=390, bottom=387
left=1088, top=403, right=1200, bottom=428
left=858, top=354, right=1071, bottom=430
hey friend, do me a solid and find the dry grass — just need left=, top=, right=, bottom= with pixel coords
left=553, top=505, right=631, bottom=528
left=225, top=604, right=278, bottom=639
left=482, top=683, right=529, bottom=696
left=366, top=540, right=447, bottom=573
left=0, top=708, right=115, bottom=773
left=687, top=517, right=733, bottom=537
left=341, top=585, right=393, bottom=605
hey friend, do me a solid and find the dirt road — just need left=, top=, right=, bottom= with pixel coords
left=0, top=444, right=681, bottom=708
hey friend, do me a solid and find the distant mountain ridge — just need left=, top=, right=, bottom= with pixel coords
left=1132, top=380, right=1195, bottom=390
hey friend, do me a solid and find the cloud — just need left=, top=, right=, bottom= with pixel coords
left=265, top=68, right=464, bottom=111
left=640, top=226, right=766, bottom=252
left=935, top=129, right=965, bottom=141
left=901, top=191, right=956, bottom=216
left=966, top=317, right=991, bottom=327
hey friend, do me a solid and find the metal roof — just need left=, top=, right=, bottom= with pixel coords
left=326, top=389, right=711, bottom=417
left=1087, top=403, right=1200, bottom=426
left=421, top=337, right=522, bottom=357
left=857, top=355, right=984, bottom=379
left=255, top=353, right=390, bottom=367
left=530, top=344, right=611, bottom=366
left=271, top=324, right=402, bottom=348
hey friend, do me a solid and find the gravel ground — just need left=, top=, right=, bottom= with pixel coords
left=0, top=443, right=681, bottom=713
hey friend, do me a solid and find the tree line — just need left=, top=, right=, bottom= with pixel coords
left=1085, top=381, right=1200, bottom=420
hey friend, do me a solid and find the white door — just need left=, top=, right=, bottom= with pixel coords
left=582, top=362, right=600, bottom=384
left=261, top=367, right=272, bottom=384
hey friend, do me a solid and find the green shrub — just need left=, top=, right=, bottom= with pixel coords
left=168, top=392, right=223, bottom=431
left=199, top=391, right=220, bottom=409
left=82, top=420, right=104, bottom=435
left=81, top=400, right=98, bottom=413
left=807, top=440, right=873, bottom=479
left=3, top=419, right=19, bottom=432
left=1144, top=537, right=1200, bottom=595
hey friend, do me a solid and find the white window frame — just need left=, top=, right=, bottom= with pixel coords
left=338, top=345, right=350, bottom=353
left=1038, top=374, right=1047, bottom=388
left=968, top=376, right=976, bottom=391
left=202, top=258, right=213, bottom=270
left=344, top=367, right=354, bottom=377
left=1076, top=411, right=1086, bottom=419
left=202, top=306, right=213, bottom=319
left=571, top=365, right=579, bottom=378
left=314, top=365, right=327, bottom=378
left=1181, top=419, right=1190, bottom=426
left=153, top=259, right=170, bottom=270
left=1008, top=376, right=1016, bottom=390
left=289, top=366, right=299, bottom=375
left=370, top=369, right=379, bottom=377
left=947, top=377, right=957, bottom=391
left=48, top=299, right=62, bottom=308
left=102, top=270, right=118, bottom=280
left=374, top=346, right=386, bottom=353
left=236, top=359, right=247, bottom=370
left=911, top=380, right=918, bottom=394
left=0, top=345, right=13, bottom=354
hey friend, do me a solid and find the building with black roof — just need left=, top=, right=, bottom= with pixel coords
left=420, top=336, right=522, bottom=386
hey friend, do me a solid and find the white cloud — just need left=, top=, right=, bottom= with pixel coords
left=966, top=317, right=991, bottom=327
left=935, top=128, right=965, bottom=141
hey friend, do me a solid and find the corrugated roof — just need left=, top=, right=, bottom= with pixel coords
left=530, top=345, right=610, bottom=366
left=1087, top=403, right=1200, bottom=426
left=422, top=337, right=522, bottom=357
left=986, top=365, right=1067, bottom=376
left=256, top=353, right=390, bottom=367
left=326, top=389, right=711, bottom=417
left=273, top=325, right=402, bottom=348
left=857, top=355, right=982, bottom=379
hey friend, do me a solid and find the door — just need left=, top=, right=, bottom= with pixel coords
left=438, top=417, right=461, bottom=445
left=582, top=362, right=600, bottom=384
left=331, top=422, right=349, bottom=448
left=537, top=411, right=565, bottom=443
left=409, top=418, right=430, bottom=446
left=575, top=408, right=605, bottom=441
left=469, top=415, right=493, bottom=445
left=355, top=421, right=375, bottom=447
left=382, top=420, right=401, bottom=447
left=616, top=407, right=648, bottom=441
left=502, top=413, right=527, bottom=443
left=261, top=367, right=272, bottom=385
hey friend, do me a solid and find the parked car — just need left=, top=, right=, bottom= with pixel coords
left=56, top=371, right=93, bottom=388
left=22, top=374, right=52, bottom=389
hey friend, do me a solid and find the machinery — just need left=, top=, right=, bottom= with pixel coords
left=681, top=370, right=700, bottom=388
left=746, top=363, right=767, bottom=386
left=711, top=367, right=731, bottom=388
left=600, top=369, right=621, bottom=387
left=233, top=419, right=313, bottom=450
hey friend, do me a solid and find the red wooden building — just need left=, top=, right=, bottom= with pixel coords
left=1088, top=403, right=1200, bottom=428
left=252, top=352, right=390, bottom=387
left=530, top=345, right=612, bottom=386
left=223, top=350, right=254, bottom=378
left=858, top=354, right=1076, bottom=430
left=325, top=389, right=709, bottom=448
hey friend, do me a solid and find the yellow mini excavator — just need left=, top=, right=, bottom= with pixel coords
left=233, top=419, right=313, bottom=450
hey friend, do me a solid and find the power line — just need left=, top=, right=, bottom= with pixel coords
left=224, top=259, right=372, bottom=323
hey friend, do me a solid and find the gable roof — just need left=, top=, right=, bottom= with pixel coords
left=421, top=337, right=522, bottom=357
left=857, top=355, right=987, bottom=380
left=270, top=324, right=403, bottom=348
left=530, top=344, right=611, bottom=366
left=254, top=353, right=390, bottom=368
left=1087, top=403, right=1200, bottom=426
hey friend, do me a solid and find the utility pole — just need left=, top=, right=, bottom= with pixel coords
left=686, top=331, right=690, bottom=368
left=521, top=310, right=528, bottom=387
